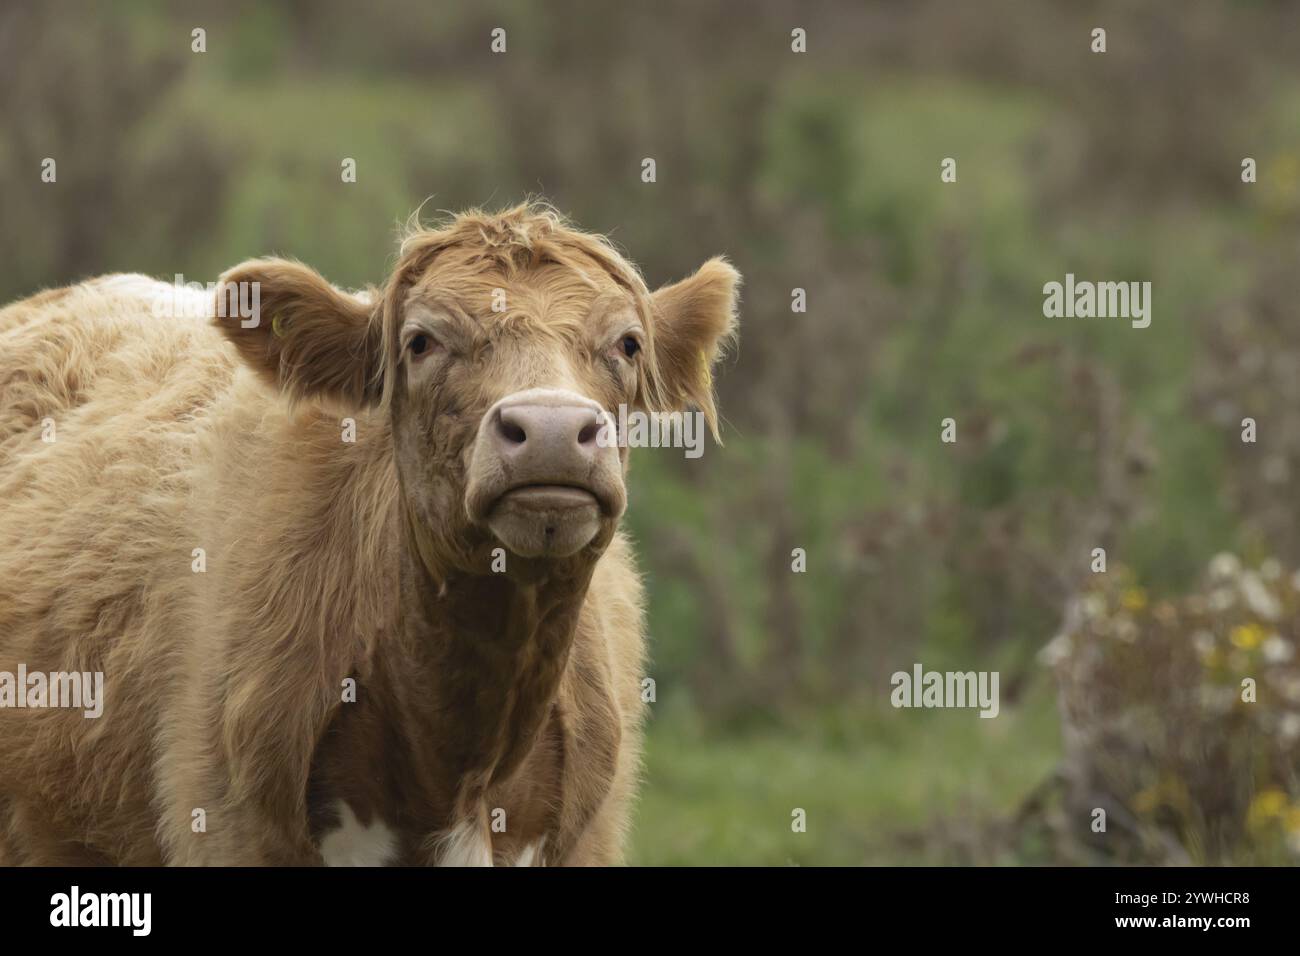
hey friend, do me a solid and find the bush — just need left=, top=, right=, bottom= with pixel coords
left=1044, top=556, right=1300, bottom=863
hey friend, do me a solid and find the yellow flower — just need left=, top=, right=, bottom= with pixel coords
left=1121, top=587, right=1148, bottom=613
left=1132, top=778, right=1191, bottom=816
left=1132, top=785, right=1159, bottom=815
left=1247, top=789, right=1289, bottom=829
left=1230, top=623, right=1266, bottom=650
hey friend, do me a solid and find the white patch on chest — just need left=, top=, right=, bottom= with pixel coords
left=319, top=800, right=399, bottom=867
left=512, top=838, right=545, bottom=867
left=434, top=819, right=494, bottom=867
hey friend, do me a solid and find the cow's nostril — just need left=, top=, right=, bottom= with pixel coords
left=497, top=412, right=527, bottom=445
left=577, top=420, right=600, bottom=446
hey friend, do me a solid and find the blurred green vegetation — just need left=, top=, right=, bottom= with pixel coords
left=5, top=0, right=1300, bottom=863
left=631, top=684, right=1062, bottom=865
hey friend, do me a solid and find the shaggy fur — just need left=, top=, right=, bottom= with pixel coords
left=0, top=204, right=739, bottom=865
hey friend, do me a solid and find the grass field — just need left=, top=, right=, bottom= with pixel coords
left=630, top=681, right=1062, bottom=866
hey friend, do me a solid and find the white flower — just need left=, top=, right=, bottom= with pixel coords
left=1261, top=558, right=1283, bottom=581
left=1209, top=552, right=1242, bottom=581
left=1240, top=572, right=1282, bottom=621
left=1279, top=713, right=1300, bottom=742
left=1263, top=635, right=1294, bottom=664
left=1039, top=633, right=1072, bottom=667
left=1192, top=630, right=1216, bottom=658
left=1082, top=594, right=1107, bottom=620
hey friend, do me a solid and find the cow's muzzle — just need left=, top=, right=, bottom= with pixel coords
left=465, top=389, right=626, bottom=558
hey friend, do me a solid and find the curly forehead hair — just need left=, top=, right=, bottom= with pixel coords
left=374, top=202, right=666, bottom=408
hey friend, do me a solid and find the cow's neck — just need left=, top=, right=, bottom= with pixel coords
left=384, top=521, right=594, bottom=819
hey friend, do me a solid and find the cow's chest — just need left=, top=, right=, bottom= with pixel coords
left=305, top=694, right=567, bottom=866
left=310, top=798, right=549, bottom=867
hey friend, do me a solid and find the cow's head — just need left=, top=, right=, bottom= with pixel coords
left=215, top=204, right=739, bottom=577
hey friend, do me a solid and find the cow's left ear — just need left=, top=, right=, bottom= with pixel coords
left=647, top=257, right=741, bottom=439
left=213, top=258, right=382, bottom=407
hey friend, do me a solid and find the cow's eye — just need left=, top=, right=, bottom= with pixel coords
left=621, top=336, right=641, bottom=359
left=408, top=333, right=434, bottom=357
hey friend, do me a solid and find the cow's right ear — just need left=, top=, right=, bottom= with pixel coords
left=213, top=258, right=382, bottom=407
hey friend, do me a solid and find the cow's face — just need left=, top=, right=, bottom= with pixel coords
left=216, top=206, right=739, bottom=578
left=390, top=258, right=637, bottom=567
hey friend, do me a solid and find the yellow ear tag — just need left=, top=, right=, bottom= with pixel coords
left=699, top=350, right=712, bottom=390
left=271, top=313, right=286, bottom=339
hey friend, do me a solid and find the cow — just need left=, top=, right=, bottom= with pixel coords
left=0, top=204, right=739, bottom=865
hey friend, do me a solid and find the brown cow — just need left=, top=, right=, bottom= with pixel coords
left=0, top=204, right=739, bottom=865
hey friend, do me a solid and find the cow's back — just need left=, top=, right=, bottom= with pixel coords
left=0, top=276, right=234, bottom=863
